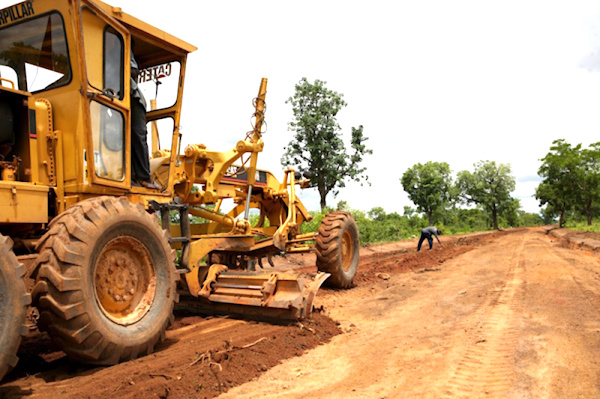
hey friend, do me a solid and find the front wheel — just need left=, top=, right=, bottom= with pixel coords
left=316, top=211, right=360, bottom=288
left=33, top=197, right=177, bottom=365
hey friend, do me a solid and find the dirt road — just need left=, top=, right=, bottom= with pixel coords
left=225, top=227, right=600, bottom=398
left=2, top=227, right=600, bottom=398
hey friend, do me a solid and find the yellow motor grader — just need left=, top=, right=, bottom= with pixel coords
left=0, top=0, right=360, bottom=381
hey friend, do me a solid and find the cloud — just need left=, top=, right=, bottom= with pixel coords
left=517, top=175, right=542, bottom=183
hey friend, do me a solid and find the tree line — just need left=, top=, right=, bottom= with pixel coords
left=281, top=78, right=595, bottom=233
left=401, top=160, right=523, bottom=230
left=299, top=201, right=542, bottom=245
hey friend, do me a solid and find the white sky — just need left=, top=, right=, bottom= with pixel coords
left=5, top=0, right=600, bottom=215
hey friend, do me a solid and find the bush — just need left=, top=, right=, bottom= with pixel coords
left=300, top=203, right=543, bottom=245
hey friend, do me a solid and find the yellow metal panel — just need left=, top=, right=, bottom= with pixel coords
left=80, top=0, right=132, bottom=191
left=31, top=99, right=53, bottom=186
left=80, top=7, right=105, bottom=91
left=45, top=91, right=85, bottom=184
left=93, top=0, right=197, bottom=54
left=0, top=182, right=49, bottom=224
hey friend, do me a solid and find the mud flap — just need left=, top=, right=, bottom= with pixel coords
left=181, top=270, right=329, bottom=320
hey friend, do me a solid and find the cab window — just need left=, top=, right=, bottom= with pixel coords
left=103, top=27, right=124, bottom=99
left=146, top=117, right=175, bottom=157
left=81, top=7, right=124, bottom=98
left=0, top=12, right=71, bottom=92
left=137, top=61, right=180, bottom=111
left=90, top=101, right=125, bottom=181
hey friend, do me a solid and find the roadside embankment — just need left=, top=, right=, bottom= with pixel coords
left=546, top=226, right=600, bottom=252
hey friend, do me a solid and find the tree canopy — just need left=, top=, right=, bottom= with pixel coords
left=579, top=143, right=600, bottom=224
left=536, top=139, right=600, bottom=227
left=401, top=161, right=453, bottom=225
left=281, top=78, right=372, bottom=210
left=456, top=160, right=516, bottom=230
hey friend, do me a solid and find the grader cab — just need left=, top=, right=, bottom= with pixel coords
left=0, top=0, right=360, bottom=381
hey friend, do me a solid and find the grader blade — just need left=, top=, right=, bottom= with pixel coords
left=180, top=271, right=329, bottom=320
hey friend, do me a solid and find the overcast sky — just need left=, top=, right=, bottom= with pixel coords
left=5, top=0, right=600, bottom=215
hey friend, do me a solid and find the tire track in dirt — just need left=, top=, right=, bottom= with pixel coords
left=548, top=249, right=600, bottom=319
left=516, top=232, right=600, bottom=397
left=219, top=228, right=600, bottom=398
left=442, top=235, right=527, bottom=398
left=540, top=246, right=600, bottom=346
left=220, top=231, right=515, bottom=398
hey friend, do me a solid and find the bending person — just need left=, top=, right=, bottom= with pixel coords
left=417, top=226, right=442, bottom=251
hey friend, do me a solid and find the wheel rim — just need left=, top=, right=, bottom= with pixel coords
left=341, top=229, right=354, bottom=272
left=94, top=236, right=156, bottom=325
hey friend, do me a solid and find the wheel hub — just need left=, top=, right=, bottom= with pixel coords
left=94, top=237, right=156, bottom=325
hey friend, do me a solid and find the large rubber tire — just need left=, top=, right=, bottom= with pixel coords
left=0, top=235, right=30, bottom=381
left=33, top=196, right=177, bottom=365
left=316, top=211, right=360, bottom=288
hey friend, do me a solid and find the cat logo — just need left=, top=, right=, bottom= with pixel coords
left=138, top=63, right=172, bottom=83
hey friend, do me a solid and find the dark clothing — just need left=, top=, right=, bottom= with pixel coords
left=130, top=53, right=151, bottom=182
left=130, top=97, right=151, bottom=181
left=417, top=232, right=433, bottom=251
left=417, top=226, right=441, bottom=251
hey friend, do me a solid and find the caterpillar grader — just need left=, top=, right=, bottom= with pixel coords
left=0, top=0, right=360, bottom=381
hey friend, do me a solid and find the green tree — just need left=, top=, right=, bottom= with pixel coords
left=578, top=143, right=600, bottom=225
left=456, top=160, right=516, bottom=230
left=518, top=211, right=544, bottom=227
left=282, top=78, right=372, bottom=210
left=401, top=161, right=453, bottom=225
left=540, top=206, right=558, bottom=225
left=368, top=206, right=386, bottom=222
left=536, top=140, right=600, bottom=227
left=536, top=139, right=581, bottom=228
left=336, top=200, right=350, bottom=212
left=502, top=198, right=521, bottom=227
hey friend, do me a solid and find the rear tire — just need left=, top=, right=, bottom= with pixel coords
left=33, top=197, right=177, bottom=365
left=0, top=235, right=30, bottom=381
left=316, top=211, right=360, bottom=288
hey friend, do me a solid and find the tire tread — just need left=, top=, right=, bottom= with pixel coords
left=0, top=236, right=31, bottom=381
left=315, top=211, right=359, bottom=288
left=33, top=196, right=176, bottom=365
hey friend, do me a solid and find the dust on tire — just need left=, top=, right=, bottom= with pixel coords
left=316, top=211, right=360, bottom=288
left=32, top=196, right=177, bottom=365
left=0, top=235, right=31, bottom=381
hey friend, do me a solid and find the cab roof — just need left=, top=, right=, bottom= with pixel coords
left=93, top=0, right=197, bottom=56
